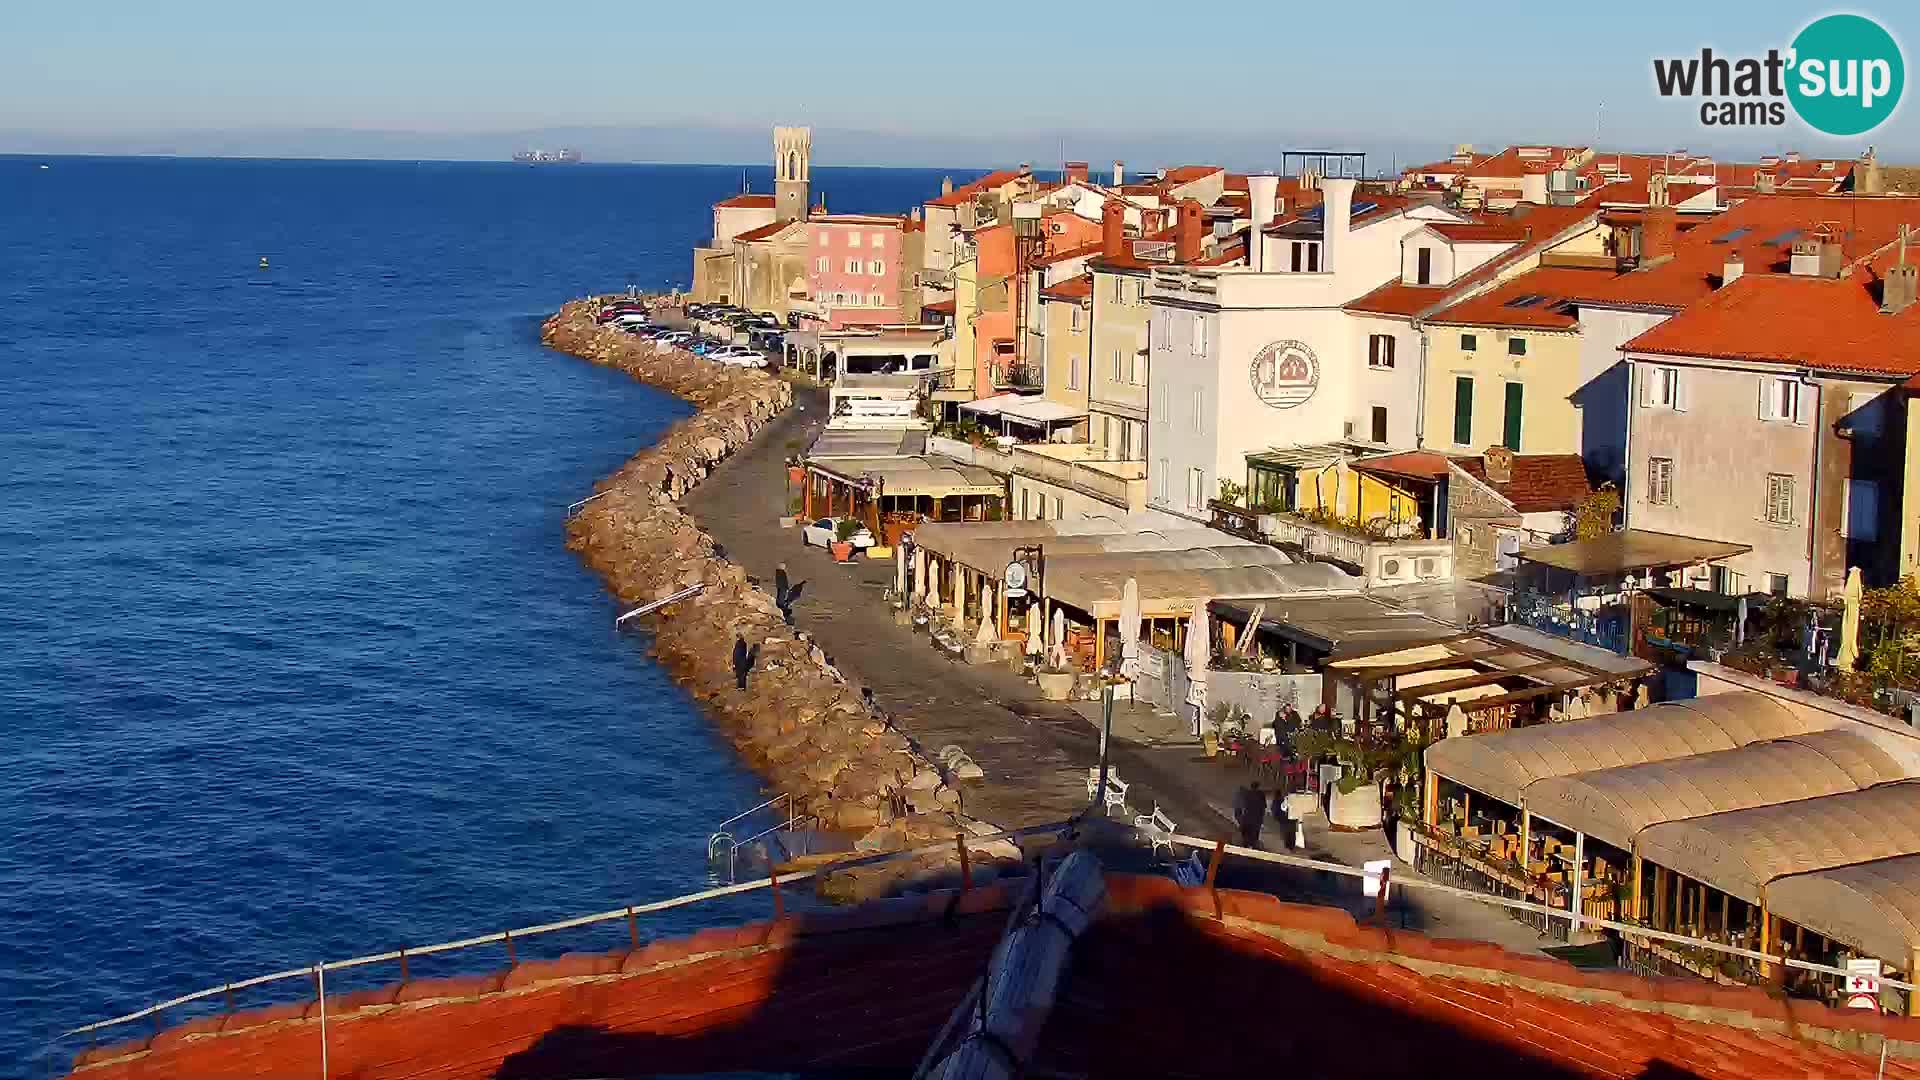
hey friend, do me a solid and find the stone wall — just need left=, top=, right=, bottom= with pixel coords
left=1447, top=467, right=1520, bottom=581
left=545, top=300, right=1003, bottom=869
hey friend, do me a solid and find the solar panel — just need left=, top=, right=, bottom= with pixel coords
left=1761, top=229, right=1802, bottom=246
left=1712, top=226, right=1753, bottom=244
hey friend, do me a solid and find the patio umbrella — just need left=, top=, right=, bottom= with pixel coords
left=913, top=546, right=927, bottom=601
left=976, top=582, right=998, bottom=644
left=1026, top=605, right=1045, bottom=659
left=1118, top=577, right=1142, bottom=681
left=895, top=543, right=908, bottom=597
left=1836, top=566, right=1863, bottom=672
left=927, top=558, right=942, bottom=612
left=1183, top=604, right=1209, bottom=736
left=1050, top=606, right=1067, bottom=670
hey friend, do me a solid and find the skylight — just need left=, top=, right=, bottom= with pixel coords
left=1712, top=226, right=1754, bottom=244
left=1760, top=229, right=1802, bottom=246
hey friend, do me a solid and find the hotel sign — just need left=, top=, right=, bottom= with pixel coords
left=1249, top=340, right=1320, bottom=409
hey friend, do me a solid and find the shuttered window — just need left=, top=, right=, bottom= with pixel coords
left=1503, top=383, right=1524, bottom=450
left=1765, top=473, right=1795, bottom=524
left=1647, top=457, right=1674, bottom=505
left=1452, top=376, right=1473, bottom=446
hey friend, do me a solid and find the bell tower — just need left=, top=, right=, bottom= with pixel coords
left=774, top=126, right=811, bottom=224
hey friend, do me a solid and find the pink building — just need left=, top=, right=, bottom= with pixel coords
left=806, top=214, right=911, bottom=329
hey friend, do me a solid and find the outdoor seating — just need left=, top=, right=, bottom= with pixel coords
left=1084, top=766, right=1130, bottom=815
left=1135, top=805, right=1178, bottom=856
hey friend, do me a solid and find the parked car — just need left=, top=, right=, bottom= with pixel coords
left=801, top=517, right=875, bottom=550
left=708, top=346, right=762, bottom=365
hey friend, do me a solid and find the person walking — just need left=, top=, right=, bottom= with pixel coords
left=1236, top=780, right=1266, bottom=848
left=1271, top=787, right=1293, bottom=850
left=732, top=635, right=752, bottom=690
left=775, top=562, right=790, bottom=608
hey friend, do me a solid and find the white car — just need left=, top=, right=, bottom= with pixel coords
left=708, top=347, right=762, bottom=366
left=801, top=517, right=876, bottom=550
left=609, top=313, right=652, bottom=328
left=655, top=331, right=693, bottom=347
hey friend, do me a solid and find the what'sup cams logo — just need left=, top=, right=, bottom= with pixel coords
left=1653, top=13, right=1904, bottom=135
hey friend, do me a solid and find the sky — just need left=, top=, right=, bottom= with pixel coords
left=2, top=1, right=1915, bottom=166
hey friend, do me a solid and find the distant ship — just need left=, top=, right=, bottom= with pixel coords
left=512, top=148, right=583, bottom=164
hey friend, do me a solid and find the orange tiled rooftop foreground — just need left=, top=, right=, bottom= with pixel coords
left=67, top=873, right=1920, bottom=1080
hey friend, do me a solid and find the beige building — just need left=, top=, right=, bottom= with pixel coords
left=730, top=220, right=809, bottom=318
left=1087, top=257, right=1153, bottom=459
left=1039, top=273, right=1093, bottom=440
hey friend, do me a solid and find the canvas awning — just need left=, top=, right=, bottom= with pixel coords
left=806, top=455, right=1004, bottom=498
left=912, top=515, right=1231, bottom=574
left=1214, top=594, right=1460, bottom=656
left=999, top=397, right=1088, bottom=425
left=1766, top=854, right=1920, bottom=970
left=1516, top=530, right=1751, bottom=576
left=808, top=427, right=928, bottom=459
left=1636, top=781, right=1920, bottom=905
left=1046, top=553, right=1360, bottom=620
left=958, top=394, right=1023, bottom=417
left=1523, top=726, right=1920, bottom=852
left=1423, top=691, right=1826, bottom=809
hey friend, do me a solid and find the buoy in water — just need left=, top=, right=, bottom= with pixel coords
left=258, top=257, right=270, bottom=270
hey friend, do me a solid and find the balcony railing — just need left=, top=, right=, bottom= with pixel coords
left=1011, top=451, right=1141, bottom=509
left=995, top=364, right=1043, bottom=390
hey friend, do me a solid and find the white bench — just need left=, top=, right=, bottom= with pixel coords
left=1134, top=805, right=1177, bottom=857
left=1086, top=767, right=1130, bottom=816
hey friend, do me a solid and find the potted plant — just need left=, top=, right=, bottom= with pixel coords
left=1202, top=703, right=1233, bottom=758
left=1036, top=661, right=1076, bottom=701
left=829, top=518, right=860, bottom=563
left=786, top=455, right=806, bottom=486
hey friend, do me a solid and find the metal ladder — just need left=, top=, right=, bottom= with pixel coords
left=706, top=792, right=818, bottom=883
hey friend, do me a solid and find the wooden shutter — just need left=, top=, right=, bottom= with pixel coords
left=1503, top=383, right=1525, bottom=450
left=1453, top=377, right=1474, bottom=445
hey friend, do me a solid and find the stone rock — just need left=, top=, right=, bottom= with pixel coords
left=934, top=785, right=961, bottom=808
left=905, top=768, right=942, bottom=792
left=952, top=759, right=985, bottom=781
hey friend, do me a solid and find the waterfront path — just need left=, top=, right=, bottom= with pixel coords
left=688, top=383, right=1556, bottom=954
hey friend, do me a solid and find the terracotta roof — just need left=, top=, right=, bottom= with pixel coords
left=1455, top=453, right=1593, bottom=512
left=923, top=296, right=955, bottom=315
left=1344, top=206, right=1603, bottom=321
left=924, top=169, right=1027, bottom=208
left=1623, top=271, right=1920, bottom=375
left=1345, top=279, right=1457, bottom=318
left=1352, top=450, right=1456, bottom=482
left=1583, top=195, right=1920, bottom=311
left=1426, top=265, right=1618, bottom=330
left=1195, top=240, right=1248, bottom=267
left=713, top=193, right=776, bottom=209
left=1463, top=146, right=1590, bottom=179
left=1040, top=273, right=1093, bottom=301
left=733, top=220, right=796, bottom=244
left=1430, top=220, right=1538, bottom=243
left=1161, top=164, right=1224, bottom=185
left=1033, top=239, right=1103, bottom=267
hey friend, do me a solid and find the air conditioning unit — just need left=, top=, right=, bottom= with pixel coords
left=1380, top=558, right=1405, bottom=581
left=1417, top=557, right=1438, bottom=578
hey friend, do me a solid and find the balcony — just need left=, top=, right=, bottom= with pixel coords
left=1208, top=502, right=1452, bottom=587
left=994, top=363, right=1043, bottom=390
left=918, top=266, right=955, bottom=289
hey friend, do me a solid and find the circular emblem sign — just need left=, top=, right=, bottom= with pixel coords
left=1788, top=14, right=1904, bottom=137
left=1249, top=340, right=1320, bottom=409
left=1004, top=561, right=1029, bottom=597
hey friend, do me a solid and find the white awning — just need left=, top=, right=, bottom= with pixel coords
left=958, top=393, right=1023, bottom=416
left=1000, top=398, right=1088, bottom=425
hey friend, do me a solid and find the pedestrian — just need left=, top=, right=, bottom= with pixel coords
left=1271, top=787, right=1292, bottom=850
left=1236, top=780, right=1265, bottom=848
left=775, top=562, right=790, bottom=608
left=732, top=635, right=752, bottom=690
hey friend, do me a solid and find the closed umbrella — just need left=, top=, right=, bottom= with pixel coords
left=927, top=558, right=942, bottom=611
left=1836, top=566, right=1863, bottom=672
left=1050, top=606, right=1067, bottom=670
left=976, top=582, right=998, bottom=644
left=1119, top=577, right=1142, bottom=681
left=895, top=543, right=908, bottom=597
left=913, top=547, right=928, bottom=601
left=1026, top=605, right=1045, bottom=659
left=1184, top=604, right=1210, bottom=737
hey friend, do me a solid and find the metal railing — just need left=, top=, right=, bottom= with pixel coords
left=706, top=792, right=822, bottom=883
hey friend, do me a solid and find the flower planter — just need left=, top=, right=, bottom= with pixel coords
left=787, top=465, right=806, bottom=485
left=829, top=541, right=854, bottom=562
left=1327, top=780, right=1384, bottom=830
left=1201, top=731, right=1220, bottom=758
left=1037, top=670, right=1075, bottom=701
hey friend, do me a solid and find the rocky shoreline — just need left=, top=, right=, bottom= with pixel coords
left=542, top=299, right=1017, bottom=895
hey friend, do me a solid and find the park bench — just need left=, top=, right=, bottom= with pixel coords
left=1134, top=805, right=1177, bottom=857
left=1085, top=767, right=1129, bottom=816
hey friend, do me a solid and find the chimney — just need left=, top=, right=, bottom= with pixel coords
left=1102, top=197, right=1126, bottom=257
left=1786, top=150, right=1802, bottom=164
left=910, top=206, right=922, bottom=224
left=1756, top=171, right=1777, bottom=194
left=1884, top=227, right=1917, bottom=314
left=1065, top=160, right=1089, bottom=184
left=1482, top=445, right=1514, bottom=485
left=1175, top=198, right=1204, bottom=264
left=1320, top=177, right=1357, bottom=273
left=1642, top=206, right=1677, bottom=263
left=1860, top=146, right=1885, bottom=195
left=1018, top=162, right=1032, bottom=175
left=941, top=176, right=954, bottom=197
left=1721, top=250, right=1745, bottom=288
left=1113, top=160, right=1125, bottom=187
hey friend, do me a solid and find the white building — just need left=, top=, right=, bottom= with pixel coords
left=1145, top=179, right=1468, bottom=520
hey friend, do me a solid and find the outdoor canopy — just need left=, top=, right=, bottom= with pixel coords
left=1043, top=554, right=1359, bottom=620
left=1635, top=780, right=1920, bottom=905
left=804, top=455, right=1003, bottom=498
left=1765, top=853, right=1920, bottom=973
left=1423, top=691, right=1824, bottom=809
left=1523, top=725, right=1920, bottom=852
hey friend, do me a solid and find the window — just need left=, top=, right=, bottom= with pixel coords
left=847, top=232, right=862, bottom=248
left=1461, top=333, right=1477, bottom=351
left=1070, top=306, right=1083, bottom=332
left=1111, top=349, right=1124, bottom=381
left=815, top=256, right=828, bottom=272
left=1054, top=496, right=1064, bottom=519
left=1452, top=376, right=1474, bottom=446
left=869, top=233, right=885, bottom=248
left=817, top=231, right=832, bottom=247
left=1191, top=388, right=1204, bottom=433
left=1119, top=421, right=1134, bottom=459
left=1847, top=391, right=1883, bottom=437
left=1759, top=375, right=1808, bottom=423
left=1068, top=355, right=1082, bottom=390
left=1503, top=383, right=1524, bottom=450
left=1192, top=315, right=1208, bottom=355
left=1127, top=350, right=1142, bottom=385
left=1507, top=336, right=1527, bottom=357
left=1290, top=242, right=1303, bottom=272
left=1768, top=573, right=1790, bottom=597
left=1370, top=406, right=1388, bottom=444
left=1416, top=247, right=1432, bottom=285
left=1641, top=365, right=1684, bottom=410
left=1368, top=334, right=1395, bottom=369
left=1647, top=457, right=1674, bottom=505
left=1765, top=473, right=1795, bottom=524
left=1307, top=242, right=1320, bottom=272
left=1289, top=241, right=1321, bottom=273
left=1187, top=467, right=1205, bottom=511
left=867, top=293, right=883, bottom=308
left=845, top=258, right=860, bottom=274
left=1020, top=488, right=1029, bottom=519
left=1845, top=478, right=1880, bottom=541
left=869, top=260, right=884, bottom=275
left=1711, top=566, right=1745, bottom=595
left=1155, top=458, right=1169, bottom=502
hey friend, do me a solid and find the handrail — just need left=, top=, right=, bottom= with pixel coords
left=60, top=819, right=1075, bottom=1041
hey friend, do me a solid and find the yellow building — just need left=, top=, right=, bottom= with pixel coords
left=1038, top=273, right=1092, bottom=440
left=1421, top=265, right=1614, bottom=457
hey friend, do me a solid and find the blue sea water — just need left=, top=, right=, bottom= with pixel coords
left=0, top=156, right=970, bottom=1076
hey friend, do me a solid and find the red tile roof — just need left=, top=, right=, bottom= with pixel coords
left=713, top=193, right=776, bottom=209
left=1426, top=265, right=1619, bottom=330
left=924, top=169, right=1027, bottom=208
left=1455, top=453, right=1593, bottom=512
left=1623, top=270, right=1920, bottom=375
left=1033, top=238, right=1103, bottom=267
left=1040, top=273, right=1093, bottom=301
left=1345, top=280, right=1457, bottom=318
left=1583, top=195, right=1920, bottom=311
left=923, top=297, right=955, bottom=315
left=1352, top=450, right=1457, bottom=482
left=1430, top=220, right=1537, bottom=243
left=1161, top=164, right=1224, bottom=185
left=1462, top=146, right=1590, bottom=179
left=733, top=220, right=796, bottom=243
left=1344, top=206, right=1603, bottom=321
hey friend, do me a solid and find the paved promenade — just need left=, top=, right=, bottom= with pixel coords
left=686, top=384, right=1556, bottom=955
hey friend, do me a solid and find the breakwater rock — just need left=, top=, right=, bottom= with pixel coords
left=543, top=300, right=1014, bottom=893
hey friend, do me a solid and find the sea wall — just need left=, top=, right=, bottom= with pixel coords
left=543, top=300, right=989, bottom=859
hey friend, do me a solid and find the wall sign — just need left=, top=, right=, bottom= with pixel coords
left=1249, top=339, right=1320, bottom=409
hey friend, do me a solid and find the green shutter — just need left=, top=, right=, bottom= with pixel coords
left=1503, top=383, right=1524, bottom=450
left=1453, top=377, right=1473, bottom=446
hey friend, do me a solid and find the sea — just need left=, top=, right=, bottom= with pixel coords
left=0, top=155, right=976, bottom=1077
